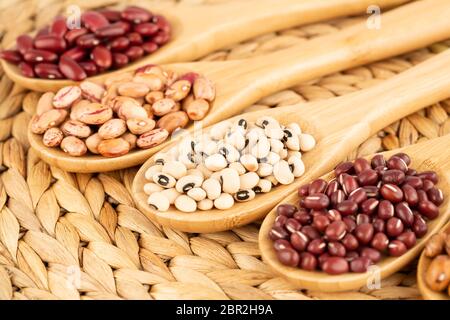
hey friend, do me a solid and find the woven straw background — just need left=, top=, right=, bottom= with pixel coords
left=0, top=0, right=449, bottom=300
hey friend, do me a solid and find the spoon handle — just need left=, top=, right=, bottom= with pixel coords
left=400, top=135, right=450, bottom=172
left=204, top=0, right=450, bottom=126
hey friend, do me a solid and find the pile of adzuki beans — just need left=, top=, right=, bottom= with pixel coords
left=0, top=6, right=170, bottom=80
left=269, top=153, right=444, bottom=275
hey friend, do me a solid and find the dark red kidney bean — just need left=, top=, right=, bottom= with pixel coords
left=417, top=171, right=438, bottom=184
left=125, top=46, right=144, bottom=61
left=81, top=11, right=109, bottom=32
left=334, top=162, right=354, bottom=176
left=92, top=46, right=112, bottom=69
left=371, top=154, right=386, bottom=168
left=339, top=174, right=359, bottom=195
left=418, top=200, right=439, bottom=220
left=134, top=22, right=159, bottom=36
left=412, top=214, right=427, bottom=238
left=112, top=53, right=129, bottom=68
left=326, top=209, right=342, bottom=222
left=361, top=247, right=381, bottom=263
left=387, top=156, right=408, bottom=172
left=98, top=9, right=122, bottom=22
left=386, top=217, right=404, bottom=237
left=363, top=186, right=379, bottom=198
left=121, top=6, right=152, bottom=23
left=325, top=180, right=339, bottom=197
left=273, top=239, right=292, bottom=251
left=358, top=169, right=378, bottom=186
left=153, top=31, right=171, bottom=45
left=422, top=179, right=434, bottom=192
left=336, top=200, right=358, bottom=216
left=50, top=17, right=68, bottom=38
left=274, top=215, right=288, bottom=228
left=345, top=251, right=359, bottom=262
left=354, top=158, right=371, bottom=174
left=427, top=187, right=444, bottom=206
left=142, top=41, right=158, bottom=54
left=388, top=240, right=407, bottom=257
left=417, top=190, right=429, bottom=203
left=354, top=223, right=374, bottom=245
left=371, top=232, right=389, bottom=251
left=302, top=194, right=330, bottom=210
left=16, top=35, right=34, bottom=55
left=0, top=50, right=22, bottom=64
left=361, top=198, right=379, bottom=215
left=79, top=61, right=98, bottom=76
left=350, top=257, right=372, bottom=273
left=24, top=49, right=58, bottom=63
left=269, top=226, right=288, bottom=241
left=153, top=14, right=171, bottom=32
left=322, top=257, right=349, bottom=275
left=325, top=221, right=347, bottom=241
left=301, top=226, right=320, bottom=240
left=95, top=23, right=127, bottom=38
left=395, top=202, right=414, bottom=226
left=402, top=184, right=418, bottom=207
left=61, top=47, right=86, bottom=61
left=34, top=63, right=63, bottom=79
left=372, top=218, right=385, bottom=233
left=277, top=204, right=297, bottom=217
left=404, top=175, right=423, bottom=189
left=356, top=214, right=370, bottom=226
left=76, top=34, right=101, bottom=48
left=312, top=215, right=330, bottom=233
left=298, top=184, right=309, bottom=197
left=342, top=234, right=359, bottom=251
left=285, top=218, right=302, bottom=233
left=110, top=36, right=130, bottom=51
left=290, top=231, right=309, bottom=252
left=59, top=56, right=87, bottom=81
left=328, top=242, right=346, bottom=257
left=330, top=190, right=345, bottom=207
left=397, top=231, right=416, bottom=249
left=19, top=62, right=35, bottom=77
left=393, top=152, right=411, bottom=165
left=309, top=179, right=328, bottom=194
left=300, top=252, right=318, bottom=271
left=343, top=217, right=356, bottom=233
left=348, top=188, right=367, bottom=205
left=380, top=184, right=403, bottom=203
left=382, top=169, right=405, bottom=185
left=127, top=32, right=143, bottom=45
left=307, top=239, right=326, bottom=256
left=65, top=28, right=88, bottom=45
left=37, top=26, right=50, bottom=37
left=276, top=248, right=300, bottom=267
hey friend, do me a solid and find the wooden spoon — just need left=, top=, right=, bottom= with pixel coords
left=28, top=0, right=450, bottom=173
left=259, top=136, right=450, bottom=292
left=417, top=221, right=450, bottom=300
left=1, top=0, right=408, bottom=92
left=133, top=48, right=450, bottom=234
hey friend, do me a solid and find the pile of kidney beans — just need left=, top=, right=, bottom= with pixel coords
left=0, top=6, right=170, bottom=80
left=269, top=152, right=444, bottom=275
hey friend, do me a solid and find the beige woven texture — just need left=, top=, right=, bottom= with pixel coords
left=0, top=0, right=449, bottom=300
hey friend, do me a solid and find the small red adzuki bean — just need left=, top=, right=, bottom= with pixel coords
left=427, top=187, right=444, bottom=206
left=397, top=231, right=416, bottom=249
left=276, top=248, right=299, bottom=267
left=300, top=252, right=318, bottom=271
left=322, top=257, right=349, bottom=275
left=309, top=179, right=328, bottom=194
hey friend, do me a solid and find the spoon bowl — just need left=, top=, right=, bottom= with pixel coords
left=27, top=0, right=450, bottom=173
left=132, top=49, right=450, bottom=233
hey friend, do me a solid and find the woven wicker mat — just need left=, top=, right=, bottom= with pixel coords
left=0, top=0, right=449, bottom=300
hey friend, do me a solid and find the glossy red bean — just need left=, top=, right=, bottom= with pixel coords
left=125, top=46, right=144, bottom=61
left=307, top=239, right=326, bottom=256
left=397, top=231, right=416, bottom=249
left=276, top=248, right=300, bottom=267
left=380, top=184, right=403, bottom=203
left=0, top=50, right=22, bottom=64
left=311, top=215, right=329, bottom=233
left=153, top=31, right=171, bottom=45
left=293, top=208, right=310, bottom=224
left=417, top=190, right=429, bottom=203
left=302, top=194, right=329, bottom=210
left=98, top=9, right=122, bottom=22
left=371, top=232, right=389, bottom=251
left=277, top=204, right=297, bottom=217
left=16, top=35, right=34, bottom=55
left=402, top=184, right=418, bottom=207
left=127, top=32, right=143, bottom=45
left=81, top=11, right=109, bottom=32
left=393, top=152, right=411, bottom=165
left=361, top=198, right=379, bottom=215
left=301, top=226, right=321, bottom=240
left=386, top=217, right=404, bottom=237
left=61, top=47, right=86, bottom=61
left=358, top=169, right=378, bottom=186
left=34, top=63, right=63, bottom=79
left=417, top=171, right=438, bottom=184
left=372, top=218, right=385, bottom=233
left=64, top=28, right=88, bottom=45
left=79, top=61, right=98, bottom=76
left=121, top=6, right=152, bottom=23
left=343, top=217, right=356, bottom=233
left=348, top=188, right=367, bottom=204
left=388, top=240, right=407, bottom=256
left=153, top=15, right=171, bottom=33
left=325, top=180, right=339, bottom=197
left=336, top=200, right=358, bottom=216
left=334, top=162, right=354, bottom=176
left=350, top=257, right=372, bottom=273
left=356, top=214, right=371, bottom=225
left=382, top=169, right=405, bottom=185
left=361, top=247, right=381, bottom=263
left=36, top=26, right=50, bottom=37
left=92, top=46, right=112, bottom=69
left=110, top=36, right=130, bottom=51
left=354, top=158, right=371, bottom=174
left=76, top=34, right=101, bottom=48
left=345, top=251, right=359, bottom=262
left=59, top=56, right=87, bottom=81
left=273, top=215, right=288, bottom=228
left=50, top=17, right=68, bottom=38
left=326, top=209, right=342, bottom=222
left=95, top=23, right=127, bottom=38
left=322, top=257, right=349, bottom=275
left=285, top=218, right=302, bottom=233
left=387, top=156, right=408, bottom=172
left=112, top=53, right=129, bottom=68
left=427, top=187, right=444, bottom=206
left=309, top=179, right=328, bottom=194
left=354, top=223, right=374, bottom=245
left=324, top=221, right=346, bottom=241
left=412, top=214, right=428, bottom=238
left=404, top=175, right=423, bottom=189
left=24, top=49, right=58, bottom=63
left=342, top=234, right=359, bottom=251
left=300, top=252, right=318, bottom=271
left=269, top=226, right=289, bottom=241
left=318, top=253, right=331, bottom=266
left=340, top=173, right=359, bottom=195
left=395, top=202, right=414, bottom=226
left=141, top=42, right=158, bottom=54
left=19, top=62, right=35, bottom=77
left=328, top=242, right=346, bottom=257
left=363, top=186, right=379, bottom=198
left=371, top=154, right=386, bottom=168
left=418, top=200, right=439, bottom=220
left=134, top=22, right=159, bottom=36
left=290, top=231, right=309, bottom=252
left=422, top=179, right=434, bottom=192
left=273, top=239, right=292, bottom=251
left=330, top=190, right=345, bottom=207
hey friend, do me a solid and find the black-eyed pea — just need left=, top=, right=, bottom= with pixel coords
left=287, top=150, right=302, bottom=159
left=145, top=164, right=162, bottom=180
left=80, top=81, right=105, bottom=102
left=225, top=131, right=246, bottom=150
left=256, top=116, right=278, bottom=129
left=230, top=119, right=247, bottom=135
left=162, top=161, right=187, bottom=179
left=97, top=138, right=130, bottom=157
left=193, top=77, right=215, bottom=102
left=234, top=189, right=256, bottom=202
left=61, top=120, right=92, bottom=138
left=178, top=152, right=197, bottom=169
left=218, top=143, right=240, bottom=163
left=220, top=168, right=240, bottom=194
left=152, top=98, right=179, bottom=116
left=300, top=133, right=316, bottom=151
left=196, top=164, right=213, bottom=179
left=202, top=178, right=222, bottom=200
left=214, top=193, right=234, bottom=210
left=133, top=73, right=165, bottom=91
left=31, top=109, right=68, bottom=134
left=154, top=152, right=173, bottom=166
left=267, top=152, right=281, bottom=165
left=153, top=172, right=176, bottom=188
left=187, top=187, right=207, bottom=201
left=266, top=174, right=279, bottom=186
left=53, top=85, right=81, bottom=108
left=240, top=172, right=259, bottom=190
left=60, top=136, right=87, bottom=156
left=148, top=192, right=170, bottom=211
left=175, top=195, right=197, bottom=213
left=240, top=154, right=258, bottom=172
left=205, top=154, right=227, bottom=171
left=288, top=156, right=305, bottom=177
left=161, top=188, right=181, bottom=204
left=157, top=111, right=189, bottom=134
left=198, top=198, right=213, bottom=210
left=121, top=132, right=137, bottom=150
left=287, top=123, right=302, bottom=136
left=85, top=133, right=102, bottom=154
left=209, top=121, right=231, bottom=141
left=273, top=160, right=295, bottom=185
left=126, top=118, right=156, bottom=135
left=265, top=126, right=284, bottom=140
left=251, top=137, right=270, bottom=159
left=284, top=129, right=300, bottom=151
left=144, top=183, right=164, bottom=195
left=118, top=82, right=150, bottom=98
left=36, top=92, right=55, bottom=115
left=176, top=175, right=203, bottom=193
left=229, top=162, right=246, bottom=175
left=195, top=139, right=217, bottom=155
left=187, top=169, right=204, bottom=179
left=166, top=80, right=191, bottom=101
left=43, top=128, right=64, bottom=147
left=253, top=179, right=272, bottom=193
left=137, top=128, right=169, bottom=149
left=257, top=163, right=273, bottom=177
left=279, top=148, right=288, bottom=160
left=98, top=119, right=127, bottom=139
left=269, top=138, right=284, bottom=154
left=210, top=171, right=222, bottom=181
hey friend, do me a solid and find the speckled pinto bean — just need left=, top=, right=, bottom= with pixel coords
left=271, top=153, right=444, bottom=274
left=0, top=6, right=172, bottom=79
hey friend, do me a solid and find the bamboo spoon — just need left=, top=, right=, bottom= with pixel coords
left=417, top=221, right=450, bottom=300
left=28, top=0, right=450, bottom=173
left=1, top=0, right=408, bottom=92
left=133, top=49, right=450, bottom=233
left=259, top=136, right=450, bottom=292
